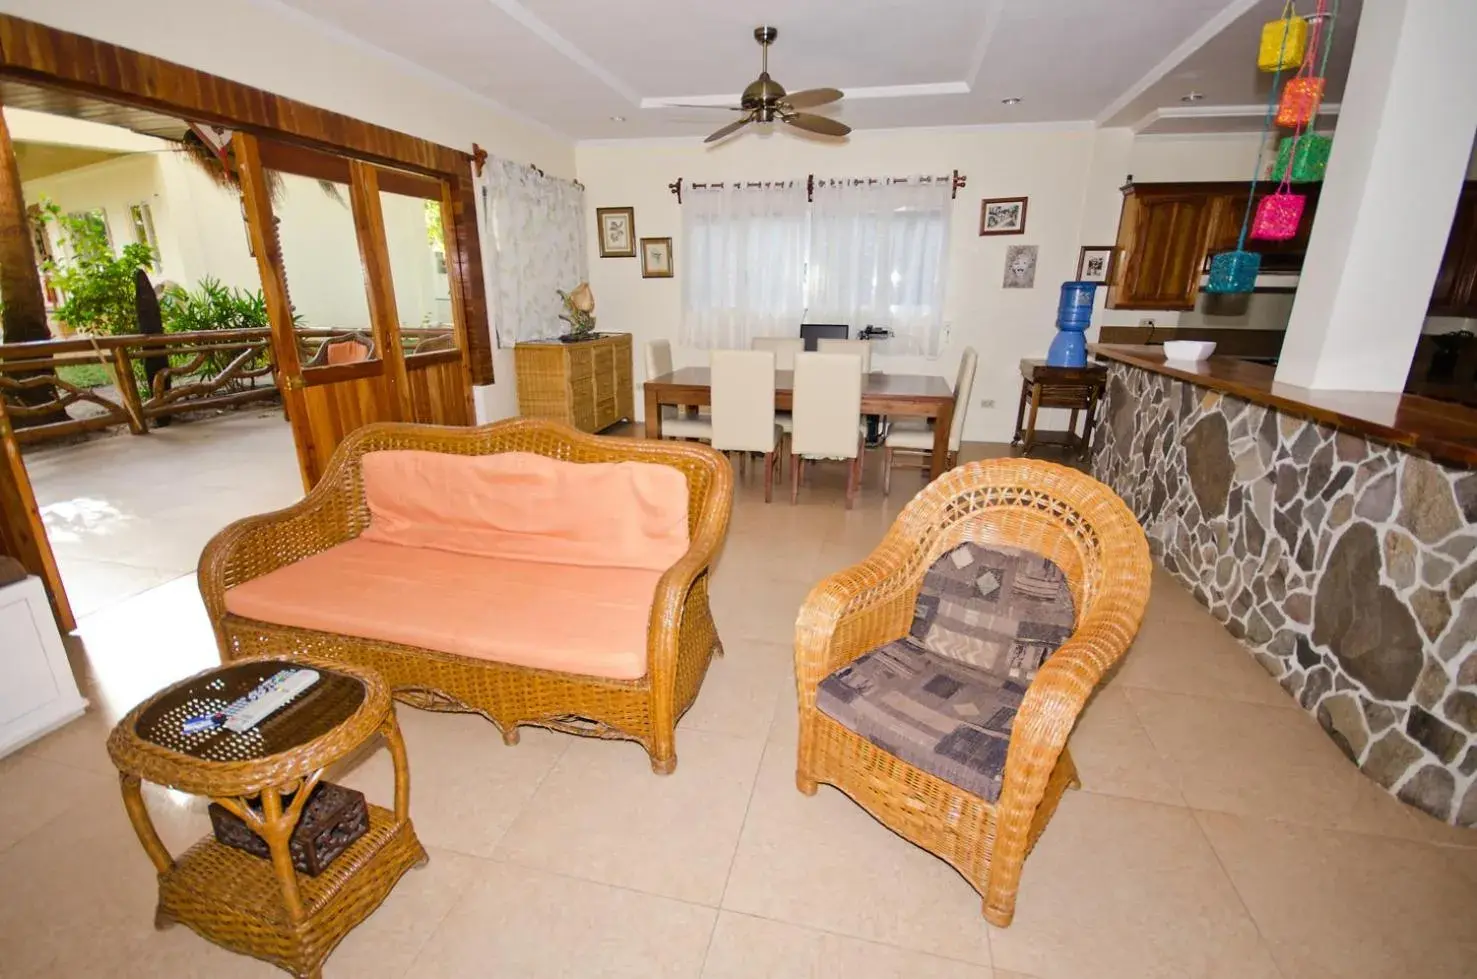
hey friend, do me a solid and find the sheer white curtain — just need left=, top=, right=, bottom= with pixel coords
left=681, top=182, right=808, bottom=350
left=807, top=177, right=952, bottom=357
left=478, top=157, right=587, bottom=346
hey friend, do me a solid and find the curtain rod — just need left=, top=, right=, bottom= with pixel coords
left=666, top=169, right=966, bottom=204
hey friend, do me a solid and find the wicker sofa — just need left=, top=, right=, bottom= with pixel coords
left=793, top=458, right=1150, bottom=926
left=200, top=418, right=733, bottom=774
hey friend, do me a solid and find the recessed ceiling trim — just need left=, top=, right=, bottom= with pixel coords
left=965, top=0, right=1007, bottom=86
left=641, top=81, right=972, bottom=110
left=249, top=0, right=567, bottom=139
left=1095, top=0, right=1266, bottom=126
left=1132, top=101, right=1342, bottom=133
left=481, top=0, right=642, bottom=105
left=577, top=118, right=1096, bottom=148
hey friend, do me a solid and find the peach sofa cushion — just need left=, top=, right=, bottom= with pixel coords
left=223, top=539, right=657, bottom=680
left=358, top=450, right=689, bottom=572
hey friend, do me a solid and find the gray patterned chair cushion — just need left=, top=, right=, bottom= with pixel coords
left=816, top=639, right=1027, bottom=802
left=909, top=542, right=1075, bottom=683
left=815, top=543, right=1075, bottom=801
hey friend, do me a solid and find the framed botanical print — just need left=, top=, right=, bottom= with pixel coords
left=979, top=196, right=1028, bottom=236
left=596, top=206, right=636, bottom=258
left=640, top=237, right=673, bottom=278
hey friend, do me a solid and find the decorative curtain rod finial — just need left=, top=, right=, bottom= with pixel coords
left=471, top=143, right=487, bottom=177
left=668, top=177, right=683, bottom=204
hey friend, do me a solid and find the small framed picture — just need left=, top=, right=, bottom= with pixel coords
left=979, top=196, right=1028, bottom=236
left=1076, top=245, right=1115, bottom=283
left=1002, top=244, right=1039, bottom=289
left=596, top=206, right=636, bottom=258
left=641, top=237, right=673, bottom=278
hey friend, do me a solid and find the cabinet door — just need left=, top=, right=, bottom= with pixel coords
left=1430, top=184, right=1477, bottom=316
left=1108, top=191, right=1218, bottom=310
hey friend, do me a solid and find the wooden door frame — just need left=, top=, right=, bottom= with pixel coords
left=0, top=13, right=495, bottom=630
left=0, top=13, right=493, bottom=382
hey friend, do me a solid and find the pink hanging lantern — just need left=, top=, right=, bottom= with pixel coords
left=1249, top=192, right=1306, bottom=241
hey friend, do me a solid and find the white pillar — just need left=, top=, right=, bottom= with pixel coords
left=1276, top=0, right=1477, bottom=391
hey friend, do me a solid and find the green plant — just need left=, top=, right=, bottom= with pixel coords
left=38, top=200, right=156, bottom=337
left=159, top=277, right=275, bottom=384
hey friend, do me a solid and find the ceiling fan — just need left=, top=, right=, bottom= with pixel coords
left=666, top=27, right=850, bottom=144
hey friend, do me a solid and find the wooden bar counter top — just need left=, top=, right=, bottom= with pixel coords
left=1091, top=344, right=1477, bottom=468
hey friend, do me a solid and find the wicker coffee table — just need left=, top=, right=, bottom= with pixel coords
left=106, top=657, right=426, bottom=978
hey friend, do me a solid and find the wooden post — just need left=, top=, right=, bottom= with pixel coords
left=0, top=91, right=49, bottom=346
left=110, top=347, right=148, bottom=435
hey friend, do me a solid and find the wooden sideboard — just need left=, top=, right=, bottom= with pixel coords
left=513, top=333, right=634, bottom=433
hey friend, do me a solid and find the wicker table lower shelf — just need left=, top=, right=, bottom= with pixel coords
left=158, top=805, right=425, bottom=974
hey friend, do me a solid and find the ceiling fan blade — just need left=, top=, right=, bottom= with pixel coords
left=781, top=87, right=843, bottom=110
left=658, top=103, right=750, bottom=112
left=705, top=114, right=756, bottom=143
left=783, top=112, right=851, bottom=138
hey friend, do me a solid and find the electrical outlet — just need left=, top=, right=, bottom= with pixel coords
left=979, top=398, right=996, bottom=409
left=1138, top=318, right=1157, bottom=328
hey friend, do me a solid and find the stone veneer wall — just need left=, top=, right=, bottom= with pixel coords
left=1091, top=363, right=1477, bottom=826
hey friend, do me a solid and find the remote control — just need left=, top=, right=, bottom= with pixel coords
left=223, top=669, right=321, bottom=733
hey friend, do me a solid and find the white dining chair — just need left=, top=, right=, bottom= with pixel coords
left=645, top=339, right=712, bottom=442
left=750, top=336, right=805, bottom=371
left=790, top=351, right=865, bottom=508
left=816, top=338, right=872, bottom=374
left=711, top=350, right=782, bottom=502
left=882, top=346, right=978, bottom=494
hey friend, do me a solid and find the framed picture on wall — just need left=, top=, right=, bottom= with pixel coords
left=1076, top=245, right=1115, bottom=283
left=596, top=206, right=637, bottom=258
left=1002, top=244, right=1039, bottom=289
left=979, top=196, right=1028, bottom=236
left=640, top=237, right=674, bottom=278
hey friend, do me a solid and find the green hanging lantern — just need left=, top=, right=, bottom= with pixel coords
left=1273, top=133, right=1332, bottom=183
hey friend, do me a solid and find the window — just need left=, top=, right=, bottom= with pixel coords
left=681, top=178, right=951, bottom=355
left=129, top=202, right=160, bottom=267
left=62, top=208, right=112, bottom=260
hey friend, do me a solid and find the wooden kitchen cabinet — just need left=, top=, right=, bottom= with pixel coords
left=1430, top=182, right=1477, bottom=317
left=1107, top=185, right=1220, bottom=310
left=1107, top=181, right=1322, bottom=310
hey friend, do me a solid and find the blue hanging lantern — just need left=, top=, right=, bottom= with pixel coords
left=1204, top=251, right=1262, bottom=294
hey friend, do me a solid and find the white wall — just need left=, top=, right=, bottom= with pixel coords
left=0, top=0, right=578, bottom=417
left=577, top=125, right=1144, bottom=443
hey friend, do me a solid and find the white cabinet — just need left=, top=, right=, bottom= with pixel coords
left=0, top=576, right=87, bottom=759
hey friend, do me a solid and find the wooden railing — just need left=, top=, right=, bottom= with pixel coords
left=0, top=327, right=456, bottom=444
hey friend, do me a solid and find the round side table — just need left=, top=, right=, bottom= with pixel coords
left=106, top=657, right=425, bottom=979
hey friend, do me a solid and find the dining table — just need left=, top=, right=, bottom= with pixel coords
left=643, top=367, right=957, bottom=479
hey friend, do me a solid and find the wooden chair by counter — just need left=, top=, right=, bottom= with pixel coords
left=883, top=346, right=978, bottom=494
left=645, top=339, right=713, bottom=442
left=790, top=352, right=865, bottom=508
left=817, top=338, right=872, bottom=374
left=751, top=336, right=804, bottom=371
left=794, top=458, right=1151, bottom=926
left=711, top=349, right=782, bottom=502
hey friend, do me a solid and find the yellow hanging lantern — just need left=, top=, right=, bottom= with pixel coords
left=1259, top=3, right=1309, bottom=72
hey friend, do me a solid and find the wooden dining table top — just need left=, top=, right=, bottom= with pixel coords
left=646, top=367, right=954, bottom=403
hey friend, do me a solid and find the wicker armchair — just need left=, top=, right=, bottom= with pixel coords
left=200, top=418, right=733, bottom=774
left=793, top=458, right=1149, bottom=926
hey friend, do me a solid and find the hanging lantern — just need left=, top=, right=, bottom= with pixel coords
left=1258, top=4, right=1309, bottom=72
left=1276, top=76, right=1326, bottom=127
left=1205, top=251, right=1262, bottom=295
left=1273, top=134, right=1333, bottom=182
left=1250, top=193, right=1306, bottom=241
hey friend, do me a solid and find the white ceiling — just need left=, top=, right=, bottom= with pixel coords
left=270, top=0, right=1361, bottom=141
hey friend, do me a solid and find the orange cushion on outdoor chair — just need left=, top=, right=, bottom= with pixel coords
left=223, top=538, right=659, bottom=680
left=358, top=450, right=689, bottom=572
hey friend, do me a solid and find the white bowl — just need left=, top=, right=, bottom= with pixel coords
left=1162, top=340, right=1217, bottom=361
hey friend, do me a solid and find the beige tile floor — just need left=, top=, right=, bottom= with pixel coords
left=2, top=428, right=1475, bottom=978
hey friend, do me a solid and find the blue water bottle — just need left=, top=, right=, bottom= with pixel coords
left=1046, top=281, right=1098, bottom=367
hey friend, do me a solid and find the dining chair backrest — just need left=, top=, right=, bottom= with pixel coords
left=751, top=336, right=805, bottom=371
left=645, top=339, right=674, bottom=380
left=816, top=338, right=871, bottom=374
left=792, top=352, right=863, bottom=460
left=710, top=350, right=777, bottom=453
left=948, top=347, right=979, bottom=452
